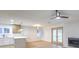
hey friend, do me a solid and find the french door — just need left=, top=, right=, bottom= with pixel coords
left=52, top=27, right=63, bottom=47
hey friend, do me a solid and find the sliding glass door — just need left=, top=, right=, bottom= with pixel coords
left=52, top=27, right=63, bottom=47
left=58, top=28, right=63, bottom=47
left=52, top=29, right=57, bottom=46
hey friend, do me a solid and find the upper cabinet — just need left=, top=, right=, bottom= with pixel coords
left=12, top=24, right=21, bottom=33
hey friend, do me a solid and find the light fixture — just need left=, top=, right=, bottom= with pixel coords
left=33, top=24, right=42, bottom=30
left=56, top=17, right=61, bottom=19
left=33, top=24, right=42, bottom=27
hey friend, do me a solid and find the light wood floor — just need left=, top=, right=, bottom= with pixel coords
left=26, top=40, right=52, bottom=48
left=0, top=40, right=63, bottom=48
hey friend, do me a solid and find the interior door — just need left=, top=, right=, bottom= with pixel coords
left=52, top=27, right=63, bottom=47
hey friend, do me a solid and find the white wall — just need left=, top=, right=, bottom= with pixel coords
left=63, top=20, right=79, bottom=47
left=21, top=26, right=44, bottom=42
left=20, top=26, right=52, bottom=42
left=42, top=27, right=51, bottom=42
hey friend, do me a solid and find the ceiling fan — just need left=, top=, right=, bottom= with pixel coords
left=50, top=10, right=69, bottom=20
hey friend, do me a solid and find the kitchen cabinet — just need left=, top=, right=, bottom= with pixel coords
left=15, top=38, right=26, bottom=48
left=0, top=38, right=15, bottom=46
left=12, top=24, right=21, bottom=33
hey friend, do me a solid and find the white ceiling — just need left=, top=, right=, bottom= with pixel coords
left=0, top=10, right=79, bottom=26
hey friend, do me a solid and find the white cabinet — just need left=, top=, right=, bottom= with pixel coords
left=0, top=39, right=4, bottom=45
left=0, top=38, right=15, bottom=46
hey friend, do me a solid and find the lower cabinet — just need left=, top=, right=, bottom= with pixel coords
left=0, top=38, right=15, bottom=46
left=15, top=39, right=26, bottom=48
left=0, top=38, right=26, bottom=48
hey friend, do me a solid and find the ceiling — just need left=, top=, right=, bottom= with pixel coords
left=0, top=10, right=79, bottom=26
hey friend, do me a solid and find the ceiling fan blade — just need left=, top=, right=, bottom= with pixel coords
left=50, top=16, right=56, bottom=19
left=60, top=16, right=69, bottom=18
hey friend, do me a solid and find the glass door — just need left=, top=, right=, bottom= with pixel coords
left=58, top=28, right=63, bottom=47
left=52, top=27, right=63, bottom=47
left=52, top=29, right=57, bottom=47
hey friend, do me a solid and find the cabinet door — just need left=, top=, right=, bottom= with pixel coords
left=15, top=39, right=26, bottom=48
left=0, top=39, right=4, bottom=45
left=13, top=24, right=21, bottom=33
left=3, top=39, right=10, bottom=45
left=9, top=39, right=15, bottom=44
left=0, top=39, right=9, bottom=45
left=3, top=39, right=15, bottom=45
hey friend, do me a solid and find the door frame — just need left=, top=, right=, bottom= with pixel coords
left=51, top=27, right=63, bottom=47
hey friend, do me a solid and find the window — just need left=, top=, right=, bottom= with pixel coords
left=0, top=28, right=10, bottom=35
left=0, top=28, right=2, bottom=34
left=4, top=28, right=10, bottom=33
left=36, top=28, right=43, bottom=39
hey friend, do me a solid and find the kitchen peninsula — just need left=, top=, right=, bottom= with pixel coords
left=0, top=36, right=26, bottom=48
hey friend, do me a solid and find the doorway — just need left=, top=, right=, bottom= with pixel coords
left=51, top=27, right=63, bottom=47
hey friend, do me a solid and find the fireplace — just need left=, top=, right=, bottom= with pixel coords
left=68, top=38, right=79, bottom=47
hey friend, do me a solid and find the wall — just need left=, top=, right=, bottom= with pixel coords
left=21, top=26, right=43, bottom=42
left=21, top=26, right=52, bottom=42
left=63, top=19, right=79, bottom=47
left=42, top=27, right=51, bottom=42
